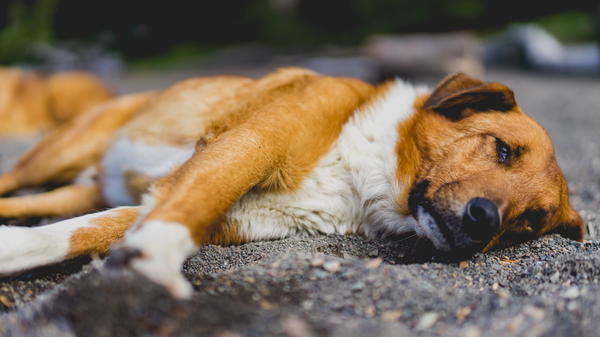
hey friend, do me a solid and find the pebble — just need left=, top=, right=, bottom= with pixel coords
left=416, top=312, right=439, bottom=330
left=523, top=305, right=545, bottom=320
left=562, top=287, right=580, bottom=299
left=322, top=261, right=341, bottom=273
left=458, top=261, right=470, bottom=269
left=381, top=310, right=403, bottom=321
left=463, top=326, right=481, bottom=337
left=368, top=249, right=379, bottom=257
left=507, top=315, right=524, bottom=331
left=365, top=257, right=383, bottom=269
left=496, top=289, right=511, bottom=299
left=0, top=295, right=14, bottom=307
left=456, top=307, right=471, bottom=321
left=310, top=257, right=325, bottom=267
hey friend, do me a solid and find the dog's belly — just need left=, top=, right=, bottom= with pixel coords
left=100, top=135, right=195, bottom=206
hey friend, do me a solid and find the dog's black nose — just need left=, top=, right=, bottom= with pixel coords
left=462, top=197, right=500, bottom=241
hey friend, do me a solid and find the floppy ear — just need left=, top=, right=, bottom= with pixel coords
left=424, top=73, right=516, bottom=120
left=549, top=210, right=586, bottom=242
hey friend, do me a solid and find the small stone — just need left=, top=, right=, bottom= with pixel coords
left=458, top=261, right=470, bottom=268
left=567, top=301, right=578, bottom=311
left=302, top=300, right=314, bottom=310
left=463, top=326, right=481, bottom=337
left=492, top=282, right=499, bottom=290
left=365, top=305, right=376, bottom=317
left=523, top=305, right=545, bottom=320
left=310, top=257, right=325, bottom=267
left=381, top=310, right=403, bottom=321
left=350, top=282, right=365, bottom=291
left=416, top=312, right=439, bottom=330
left=323, top=261, right=341, bottom=273
left=366, top=257, right=383, bottom=269
left=283, top=315, right=317, bottom=337
left=456, top=307, right=471, bottom=321
left=563, top=287, right=580, bottom=299
left=216, top=331, right=245, bottom=337
left=0, top=295, right=13, bottom=307
left=496, top=289, right=511, bottom=299
left=368, top=249, right=379, bottom=257
left=507, top=315, right=524, bottom=331
left=259, top=300, right=275, bottom=310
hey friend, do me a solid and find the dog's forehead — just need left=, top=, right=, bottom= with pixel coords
left=463, top=110, right=553, bottom=150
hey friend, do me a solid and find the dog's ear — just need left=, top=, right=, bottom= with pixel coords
left=424, top=73, right=516, bottom=120
left=548, top=209, right=586, bottom=242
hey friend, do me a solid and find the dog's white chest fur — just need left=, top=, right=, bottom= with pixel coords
left=102, top=80, right=425, bottom=239
left=228, top=80, right=426, bottom=239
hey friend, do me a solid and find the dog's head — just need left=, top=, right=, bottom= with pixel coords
left=400, top=73, right=584, bottom=257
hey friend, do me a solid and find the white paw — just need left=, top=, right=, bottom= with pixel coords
left=0, top=225, right=69, bottom=276
left=118, top=220, right=197, bottom=298
left=130, top=254, right=193, bottom=298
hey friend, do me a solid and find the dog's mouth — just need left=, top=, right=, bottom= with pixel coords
left=413, top=205, right=452, bottom=251
left=408, top=180, right=453, bottom=251
left=407, top=180, right=498, bottom=258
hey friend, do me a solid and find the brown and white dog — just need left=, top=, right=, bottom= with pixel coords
left=0, top=68, right=585, bottom=297
left=0, top=68, right=113, bottom=135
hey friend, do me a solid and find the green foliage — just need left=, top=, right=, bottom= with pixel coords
left=0, top=0, right=57, bottom=64
left=537, top=11, right=596, bottom=43
left=130, top=44, right=218, bottom=70
left=441, top=0, right=484, bottom=19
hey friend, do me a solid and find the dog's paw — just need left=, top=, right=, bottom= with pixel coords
left=128, top=251, right=194, bottom=299
left=110, top=220, right=197, bottom=299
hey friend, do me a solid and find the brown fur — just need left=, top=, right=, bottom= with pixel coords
left=0, top=68, right=113, bottom=135
left=67, top=207, right=139, bottom=258
left=0, top=92, right=155, bottom=196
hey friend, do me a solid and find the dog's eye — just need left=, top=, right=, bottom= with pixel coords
left=496, top=139, right=511, bottom=164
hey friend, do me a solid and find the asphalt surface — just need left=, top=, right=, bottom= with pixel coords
left=0, top=65, right=599, bottom=337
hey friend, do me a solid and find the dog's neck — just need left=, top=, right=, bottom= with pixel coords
left=343, top=79, right=428, bottom=236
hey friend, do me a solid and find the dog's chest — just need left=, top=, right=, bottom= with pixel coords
left=228, top=80, right=425, bottom=239
left=227, top=143, right=360, bottom=239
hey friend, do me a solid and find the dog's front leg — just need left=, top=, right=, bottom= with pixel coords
left=113, top=76, right=373, bottom=298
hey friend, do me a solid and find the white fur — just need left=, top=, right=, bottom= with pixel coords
left=0, top=208, right=133, bottom=275
left=415, top=207, right=450, bottom=251
left=228, top=79, right=428, bottom=240
left=123, top=220, right=197, bottom=298
left=101, top=135, right=195, bottom=206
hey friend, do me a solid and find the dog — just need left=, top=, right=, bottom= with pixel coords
left=0, top=67, right=113, bottom=135
left=0, top=68, right=585, bottom=297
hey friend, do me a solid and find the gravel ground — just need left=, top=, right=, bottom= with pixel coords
left=0, top=61, right=599, bottom=337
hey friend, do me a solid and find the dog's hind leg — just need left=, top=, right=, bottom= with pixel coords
left=0, top=183, right=104, bottom=218
left=0, top=92, right=155, bottom=196
left=0, top=206, right=138, bottom=276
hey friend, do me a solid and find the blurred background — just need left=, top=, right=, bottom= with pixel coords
left=0, top=0, right=599, bottom=91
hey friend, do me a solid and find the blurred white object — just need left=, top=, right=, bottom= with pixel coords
left=484, top=24, right=599, bottom=74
